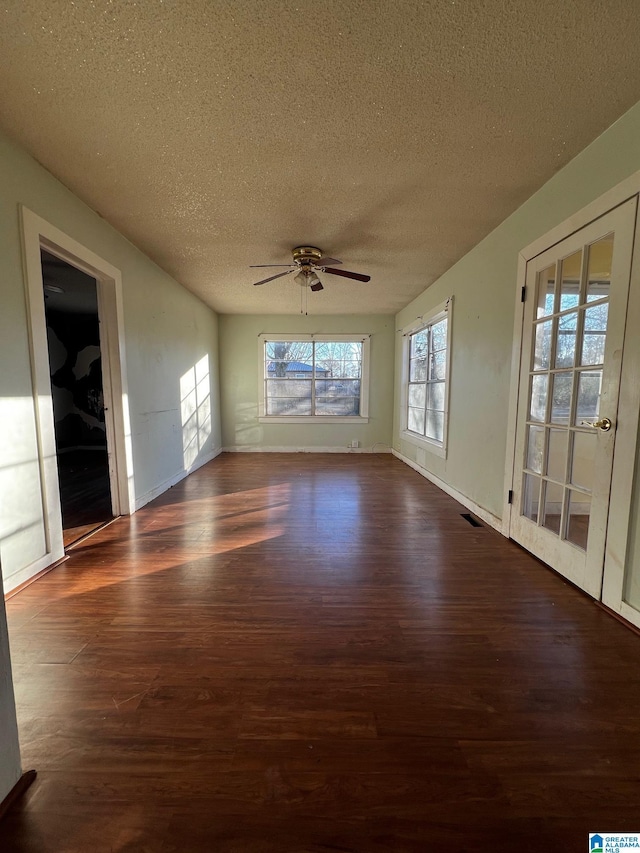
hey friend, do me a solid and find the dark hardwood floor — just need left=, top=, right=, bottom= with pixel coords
left=56, top=449, right=112, bottom=547
left=2, top=453, right=639, bottom=852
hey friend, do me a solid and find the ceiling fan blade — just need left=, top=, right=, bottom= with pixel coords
left=316, top=257, right=342, bottom=266
left=253, top=270, right=296, bottom=286
left=310, top=282, right=324, bottom=292
left=323, top=267, right=370, bottom=283
left=249, top=264, right=295, bottom=268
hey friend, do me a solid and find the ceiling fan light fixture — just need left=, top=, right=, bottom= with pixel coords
left=294, top=269, right=321, bottom=288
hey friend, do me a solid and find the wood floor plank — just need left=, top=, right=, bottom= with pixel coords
left=1, top=452, right=640, bottom=852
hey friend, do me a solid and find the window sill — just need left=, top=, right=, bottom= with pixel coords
left=401, top=429, right=447, bottom=459
left=259, top=416, right=369, bottom=424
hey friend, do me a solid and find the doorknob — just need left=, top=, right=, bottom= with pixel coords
left=581, top=417, right=612, bottom=431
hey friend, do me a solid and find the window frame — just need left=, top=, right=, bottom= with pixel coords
left=258, top=333, right=370, bottom=423
left=400, top=297, right=452, bottom=458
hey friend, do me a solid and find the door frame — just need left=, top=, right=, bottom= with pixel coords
left=504, top=173, right=640, bottom=618
left=20, top=207, right=134, bottom=576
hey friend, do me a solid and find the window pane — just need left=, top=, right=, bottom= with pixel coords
left=410, top=330, right=428, bottom=358
left=427, top=382, right=445, bottom=412
left=408, top=407, right=426, bottom=435
left=529, top=374, right=548, bottom=422
left=526, top=425, right=544, bottom=474
left=431, top=319, right=447, bottom=351
left=316, top=397, right=360, bottom=416
left=571, top=431, right=596, bottom=492
left=522, top=474, right=541, bottom=523
left=555, top=311, right=578, bottom=368
left=267, top=379, right=312, bottom=398
left=410, top=357, right=427, bottom=381
left=542, top=480, right=564, bottom=536
left=408, top=383, right=426, bottom=408
left=266, top=341, right=313, bottom=369
left=586, top=235, right=613, bottom=302
left=559, top=250, right=582, bottom=311
left=315, top=341, right=362, bottom=379
left=575, top=370, right=602, bottom=425
left=581, top=303, right=608, bottom=366
left=425, top=410, right=444, bottom=443
left=315, top=379, right=360, bottom=398
left=534, top=320, right=552, bottom=370
left=266, top=397, right=313, bottom=416
left=566, top=490, right=591, bottom=550
left=429, top=350, right=446, bottom=381
left=550, top=373, right=573, bottom=424
left=546, top=428, right=568, bottom=483
left=536, top=264, right=556, bottom=318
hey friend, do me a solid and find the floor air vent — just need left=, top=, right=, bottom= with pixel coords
left=461, top=513, right=483, bottom=528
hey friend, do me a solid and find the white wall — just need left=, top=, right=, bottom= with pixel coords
left=394, top=100, right=640, bottom=520
left=0, top=129, right=222, bottom=592
left=219, top=314, right=394, bottom=451
left=393, top=99, right=640, bottom=617
left=0, top=571, right=21, bottom=804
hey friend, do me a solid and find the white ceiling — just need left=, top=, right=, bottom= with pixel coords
left=2, top=1, right=640, bottom=315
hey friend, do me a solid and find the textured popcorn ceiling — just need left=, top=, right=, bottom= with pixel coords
left=2, top=1, right=640, bottom=315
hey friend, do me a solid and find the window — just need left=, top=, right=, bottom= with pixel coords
left=258, top=334, right=370, bottom=422
left=401, top=299, right=452, bottom=456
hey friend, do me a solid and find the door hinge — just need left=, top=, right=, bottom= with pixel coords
left=507, top=489, right=514, bottom=504
left=521, top=286, right=526, bottom=303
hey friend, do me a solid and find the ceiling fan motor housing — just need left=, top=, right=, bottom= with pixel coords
left=292, top=246, right=323, bottom=266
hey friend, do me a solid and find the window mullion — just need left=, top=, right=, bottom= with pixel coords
left=311, top=341, right=317, bottom=416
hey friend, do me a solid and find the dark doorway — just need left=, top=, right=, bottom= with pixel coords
left=42, top=249, right=113, bottom=547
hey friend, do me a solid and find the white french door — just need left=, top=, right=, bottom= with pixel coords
left=510, top=199, right=637, bottom=598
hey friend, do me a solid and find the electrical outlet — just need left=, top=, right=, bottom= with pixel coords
left=350, top=440, right=360, bottom=448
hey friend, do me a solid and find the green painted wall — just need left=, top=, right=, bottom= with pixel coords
left=0, top=129, right=222, bottom=590
left=394, top=100, right=640, bottom=520
left=219, top=314, right=394, bottom=451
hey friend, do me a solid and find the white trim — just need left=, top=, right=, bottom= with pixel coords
left=259, top=416, right=370, bottom=424
left=505, top=185, right=640, bottom=606
left=399, top=297, right=452, bottom=458
left=505, top=173, right=640, bottom=533
left=223, top=445, right=392, bottom=454
left=257, top=334, right=371, bottom=420
left=392, top=448, right=504, bottom=533
left=19, top=208, right=134, bottom=586
left=134, top=446, right=222, bottom=510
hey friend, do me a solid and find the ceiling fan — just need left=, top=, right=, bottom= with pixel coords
left=250, top=246, right=370, bottom=292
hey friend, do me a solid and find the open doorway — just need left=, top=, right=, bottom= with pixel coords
left=41, top=250, right=113, bottom=547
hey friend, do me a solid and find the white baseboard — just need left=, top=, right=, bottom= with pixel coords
left=222, top=445, right=392, bottom=454
left=392, top=448, right=505, bottom=534
left=134, top=445, right=223, bottom=510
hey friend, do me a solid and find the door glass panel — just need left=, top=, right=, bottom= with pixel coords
left=529, top=374, right=548, bottom=422
left=551, top=373, right=573, bottom=424
left=526, top=426, right=544, bottom=474
left=536, top=264, right=556, bottom=318
left=571, top=431, right=596, bottom=492
left=586, top=235, right=613, bottom=302
left=575, top=370, right=602, bottom=425
left=555, top=311, right=578, bottom=368
left=546, top=428, right=568, bottom=482
left=522, top=474, right=541, bottom=523
left=542, top=481, right=564, bottom=536
left=581, top=303, right=608, bottom=366
left=534, top=320, right=552, bottom=370
left=566, top=490, right=591, bottom=550
left=559, top=250, right=582, bottom=311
